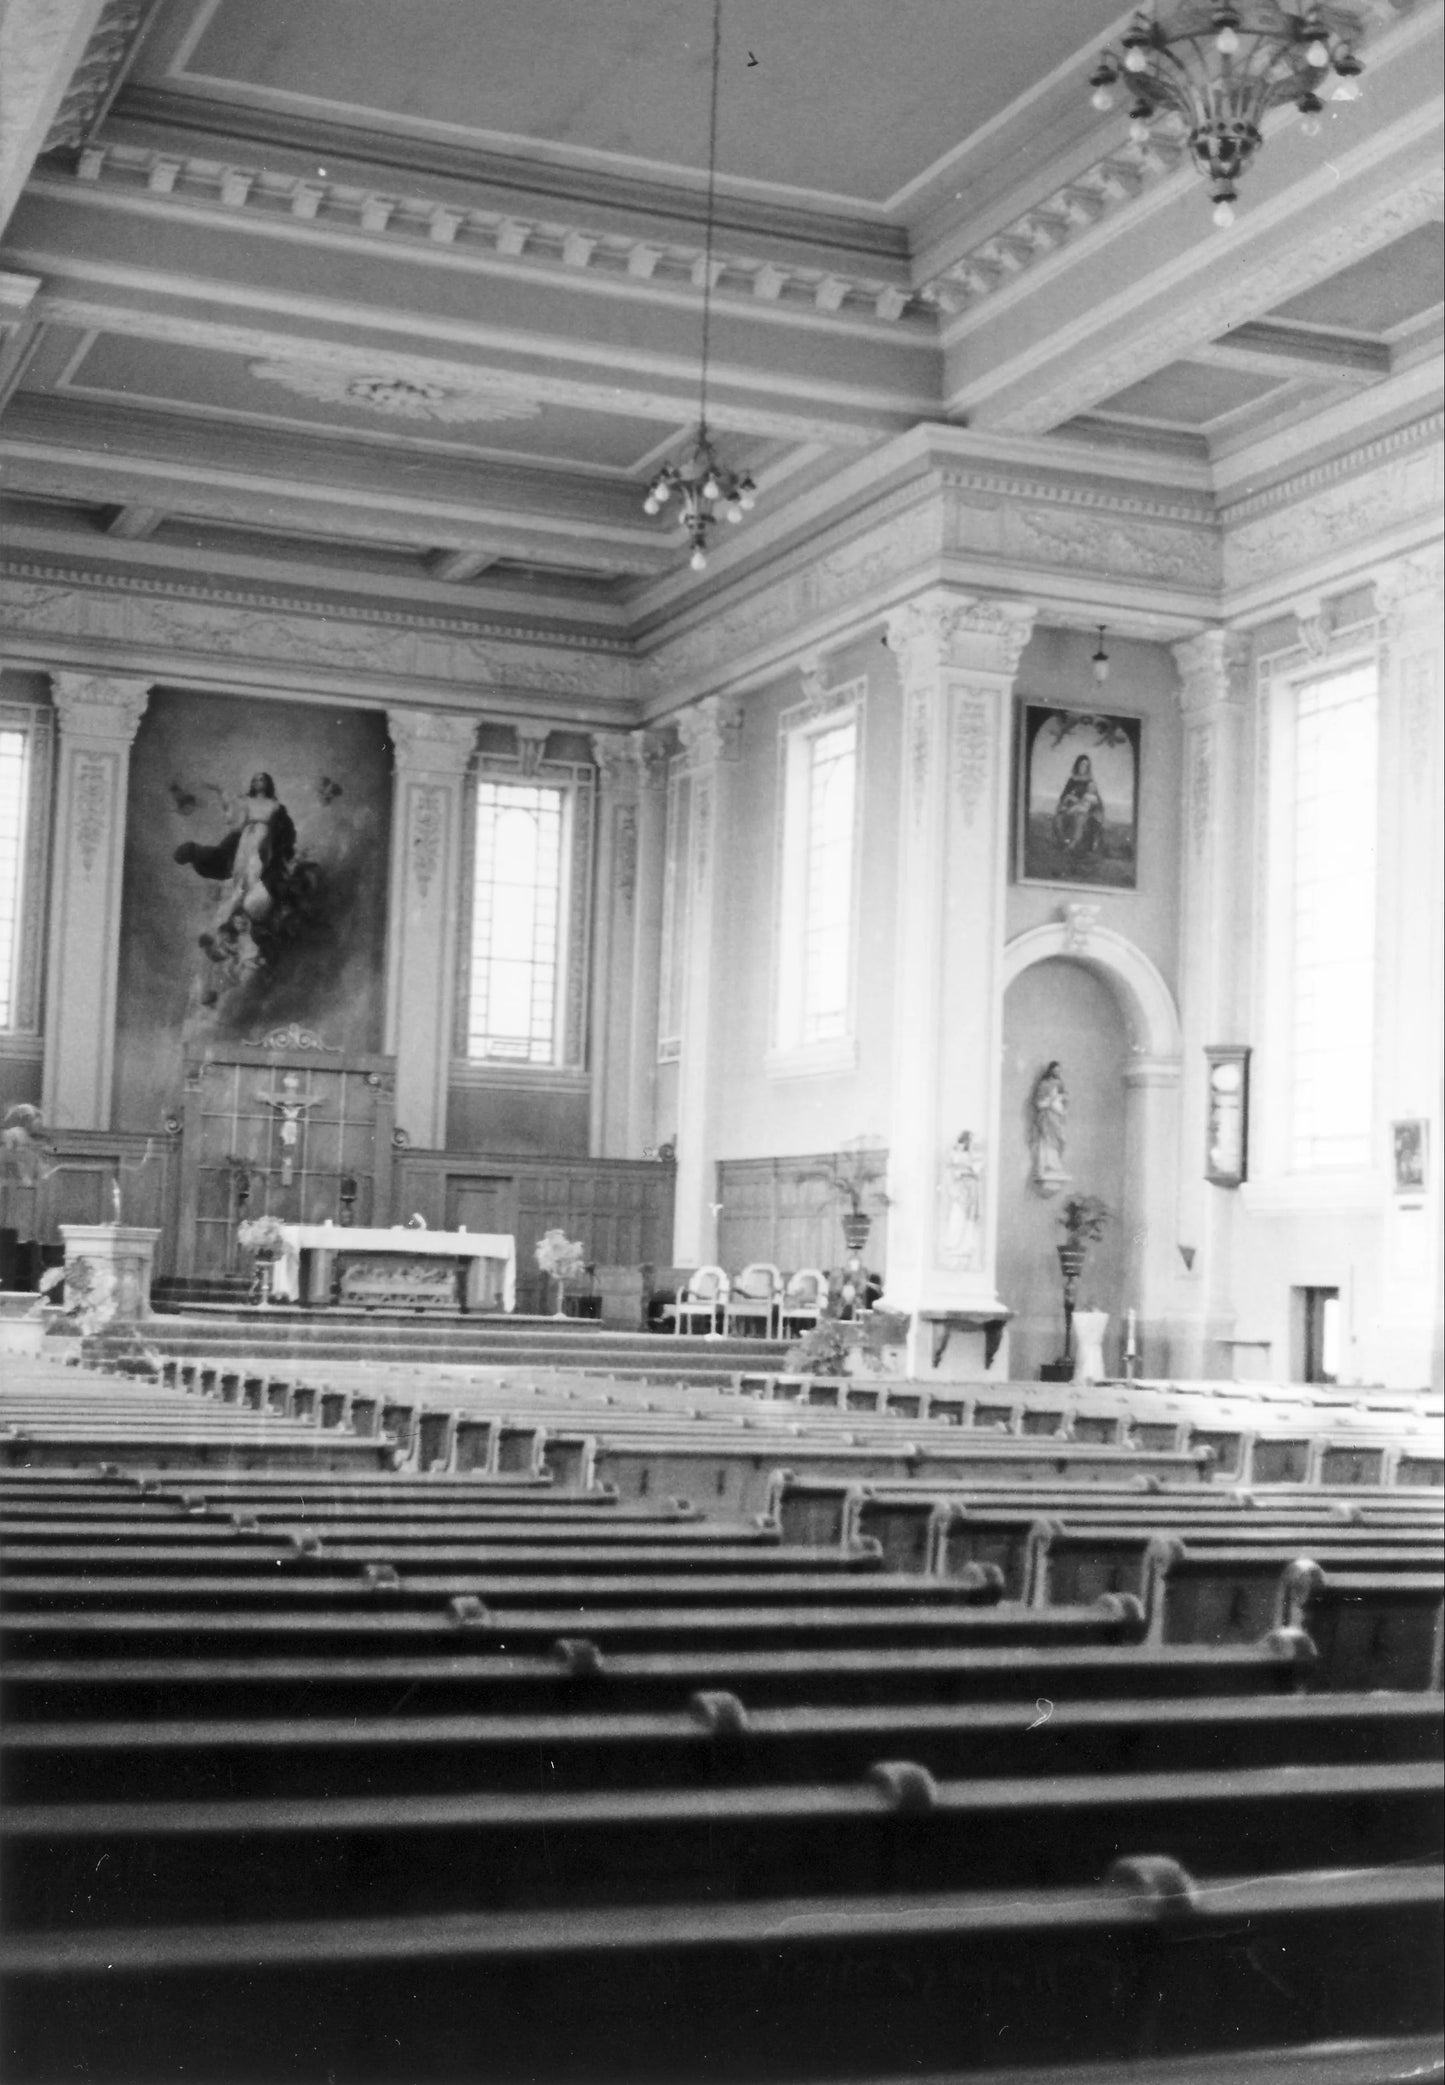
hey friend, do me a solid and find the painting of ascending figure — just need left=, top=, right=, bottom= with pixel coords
left=1017, top=703, right=1142, bottom=890
left=113, top=690, right=391, bottom=1132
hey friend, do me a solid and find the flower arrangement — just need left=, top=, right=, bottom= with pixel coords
left=237, top=1213, right=288, bottom=1256
left=800, top=1141, right=891, bottom=1218
left=785, top=1315, right=856, bottom=1377
left=534, top=1229, right=587, bottom=1280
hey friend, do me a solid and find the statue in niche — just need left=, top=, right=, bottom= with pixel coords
left=1029, top=1060, right=1072, bottom=1198
left=941, top=1130, right=984, bottom=1269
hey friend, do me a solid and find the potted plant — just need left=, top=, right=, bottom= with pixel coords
left=535, top=1229, right=587, bottom=1317
left=1053, top=1196, right=1112, bottom=1370
left=802, top=1141, right=890, bottom=1262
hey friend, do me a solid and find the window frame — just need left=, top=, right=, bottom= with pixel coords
left=766, top=679, right=866, bottom=1080
left=1249, top=627, right=1385, bottom=1205
left=454, top=752, right=594, bottom=1077
left=0, top=700, right=54, bottom=1042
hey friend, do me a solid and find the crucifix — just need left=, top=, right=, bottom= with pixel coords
left=256, top=1073, right=324, bottom=1185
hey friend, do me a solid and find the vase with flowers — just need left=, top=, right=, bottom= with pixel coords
left=237, top=1212, right=288, bottom=1306
left=801, top=1139, right=890, bottom=1316
left=534, top=1228, right=588, bottom=1317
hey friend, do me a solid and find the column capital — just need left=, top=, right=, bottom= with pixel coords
left=50, top=670, right=151, bottom=744
left=1172, top=628, right=1252, bottom=717
left=590, top=728, right=667, bottom=794
left=387, top=707, right=476, bottom=776
left=675, top=694, right=743, bottom=768
left=1372, top=547, right=1445, bottom=635
left=885, top=590, right=1036, bottom=690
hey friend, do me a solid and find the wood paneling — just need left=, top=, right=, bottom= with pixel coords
left=716, top=1152, right=890, bottom=1278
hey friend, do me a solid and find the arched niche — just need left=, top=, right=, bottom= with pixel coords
left=999, top=916, right=1182, bottom=1377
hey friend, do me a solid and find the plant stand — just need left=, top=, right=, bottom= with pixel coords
left=1049, top=1240, right=1088, bottom=1374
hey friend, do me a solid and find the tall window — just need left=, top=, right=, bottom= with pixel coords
left=774, top=696, right=861, bottom=1064
left=466, top=779, right=567, bottom=1063
left=1290, top=663, right=1378, bottom=1170
left=0, top=725, right=30, bottom=1029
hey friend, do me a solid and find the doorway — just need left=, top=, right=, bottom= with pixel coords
left=1297, top=1286, right=1342, bottom=1384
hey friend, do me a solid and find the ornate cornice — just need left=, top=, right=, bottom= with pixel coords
left=1220, top=412, right=1444, bottom=530
left=40, top=0, right=153, bottom=154
left=0, top=564, right=641, bottom=708
left=51, top=139, right=927, bottom=333
left=1221, top=423, right=1443, bottom=594
left=50, top=666, right=150, bottom=740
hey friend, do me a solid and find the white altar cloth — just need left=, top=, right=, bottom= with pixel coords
left=271, top=1225, right=515, bottom=1310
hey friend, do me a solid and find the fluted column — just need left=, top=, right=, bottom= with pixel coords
left=383, top=709, right=477, bottom=1150
left=670, top=696, right=742, bottom=1264
left=1171, top=628, right=1253, bottom=1375
left=1373, top=550, right=1445, bottom=1390
left=589, top=731, right=665, bottom=1157
left=883, top=589, right=1037, bottom=1375
left=43, top=670, right=151, bottom=1129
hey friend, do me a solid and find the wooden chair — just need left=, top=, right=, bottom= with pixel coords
left=778, top=1267, right=826, bottom=1339
left=722, top=1263, right=781, bottom=1340
left=664, top=1265, right=729, bottom=1337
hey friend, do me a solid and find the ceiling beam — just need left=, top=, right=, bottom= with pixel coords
left=1201, top=319, right=1392, bottom=384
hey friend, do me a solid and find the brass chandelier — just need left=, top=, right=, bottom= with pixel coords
left=642, top=0, right=756, bottom=570
left=1088, top=4, right=1365, bottom=226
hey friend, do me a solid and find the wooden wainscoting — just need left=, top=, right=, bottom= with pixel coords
left=394, top=1152, right=676, bottom=1314
left=716, top=1152, right=890, bottom=1279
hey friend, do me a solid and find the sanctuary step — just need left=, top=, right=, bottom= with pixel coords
left=131, top=1309, right=791, bottom=1385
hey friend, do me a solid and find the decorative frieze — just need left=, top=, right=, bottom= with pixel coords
left=1222, top=417, right=1443, bottom=592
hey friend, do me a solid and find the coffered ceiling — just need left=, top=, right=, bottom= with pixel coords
left=1, top=0, right=1441, bottom=645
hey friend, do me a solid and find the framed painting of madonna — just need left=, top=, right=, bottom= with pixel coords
left=1016, top=701, right=1143, bottom=891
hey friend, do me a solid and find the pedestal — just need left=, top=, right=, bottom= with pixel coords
left=1071, top=1309, right=1110, bottom=1386
left=60, top=1225, right=162, bottom=1326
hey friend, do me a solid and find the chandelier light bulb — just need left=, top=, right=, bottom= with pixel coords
left=1306, top=36, right=1329, bottom=65
left=1091, top=83, right=1117, bottom=110
left=1213, top=196, right=1236, bottom=227
left=643, top=493, right=660, bottom=515
left=1124, top=45, right=1149, bottom=71
left=702, top=473, right=720, bottom=500
left=1215, top=24, right=1239, bottom=52
left=1331, top=73, right=1361, bottom=99
left=1129, top=114, right=1152, bottom=143
left=689, top=545, right=707, bottom=572
left=1091, top=627, right=1111, bottom=684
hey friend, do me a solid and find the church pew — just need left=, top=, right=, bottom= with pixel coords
left=9, top=1687, right=1436, bottom=1806
left=0, top=1433, right=396, bottom=1472
left=7, top=1760, right=1438, bottom=1933
left=1032, top=1519, right=1445, bottom=1610
left=0, top=1627, right=1317, bottom=1725
left=1284, top=1561, right=1445, bottom=1690
left=1148, top=1538, right=1445, bottom=1649
left=5, top=1860, right=1438, bottom=2085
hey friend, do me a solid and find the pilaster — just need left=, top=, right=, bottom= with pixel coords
left=627, top=734, right=670, bottom=1159
left=670, top=696, right=743, bottom=1263
left=588, top=730, right=664, bottom=1157
left=883, top=587, right=1037, bottom=1375
left=1171, top=627, right=1253, bottom=1374
left=1372, top=549, right=1445, bottom=1389
left=383, top=708, right=477, bottom=1150
left=43, top=670, right=150, bottom=1129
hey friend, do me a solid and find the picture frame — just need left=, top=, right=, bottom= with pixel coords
left=1016, top=701, right=1142, bottom=890
left=1391, top=1118, right=1428, bottom=1198
left=1204, top=1044, right=1251, bottom=1188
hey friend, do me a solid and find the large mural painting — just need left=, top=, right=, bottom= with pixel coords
left=114, top=689, right=392, bottom=1129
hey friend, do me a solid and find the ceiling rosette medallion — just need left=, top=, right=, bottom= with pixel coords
left=248, top=362, right=542, bottom=424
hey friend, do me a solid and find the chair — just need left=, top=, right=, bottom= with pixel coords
left=723, top=1263, right=781, bottom=1339
left=666, top=1265, right=729, bottom=1337
left=779, top=1268, right=826, bottom=1340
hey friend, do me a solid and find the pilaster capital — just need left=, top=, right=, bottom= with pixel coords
left=885, top=590, right=1036, bottom=692
left=50, top=670, right=151, bottom=745
left=387, top=707, right=476, bottom=777
left=1372, top=547, right=1445, bottom=636
left=1172, top=629, right=1252, bottom=718
left=675, top=695, right=743, bottom=768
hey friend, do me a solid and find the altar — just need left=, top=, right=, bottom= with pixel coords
left=271, top=1225, right=516, bottom=1312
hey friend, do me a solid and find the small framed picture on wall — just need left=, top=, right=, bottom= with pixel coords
left=1016, top=702, right=1142, bottom=890
left=1391, top=1119, right=1428, bottom=1198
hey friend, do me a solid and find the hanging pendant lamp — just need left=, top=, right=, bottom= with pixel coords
left=642, top=0, right=756, bottom=570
